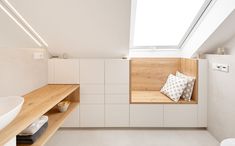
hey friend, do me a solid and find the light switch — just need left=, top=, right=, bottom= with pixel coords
left=33, top=52, right=44, bottom=59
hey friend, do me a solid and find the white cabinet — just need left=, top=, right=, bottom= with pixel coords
left=48, top=59, right=79, bottom=84
left=105, top=104, right=129, bottom=127
left=61, top=106, right=79, bottom=127
left=105, top=59, right=129, bottom=84
left=105, top=94, right=129, bottom=104
left=79, top=59, right=105, bottom=127
left=104, top=59, right=130, bottom=127
left=80, top=59, right=104, bottom=84
left=80, top=104, right=104, bottom=127
left=130, top=104, right=164, bottom=127
left=80, top=94, right=104, bottom=104
left=80, top=84, right=104, bottom=95
left=164, top=105, right=198, bottom=127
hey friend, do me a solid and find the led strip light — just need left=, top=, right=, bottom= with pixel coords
left=0, top=0, right=48, bottom=48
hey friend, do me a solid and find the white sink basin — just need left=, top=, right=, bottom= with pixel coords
left=0, top=96, right=24, bottom=130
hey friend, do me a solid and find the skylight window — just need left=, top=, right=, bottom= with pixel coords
left=131, top=0, right=211, bottom=49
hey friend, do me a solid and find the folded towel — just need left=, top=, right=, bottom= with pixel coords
left=17, top=122, right=48, bottom=144
left=19, top=115, right=48, bottom=136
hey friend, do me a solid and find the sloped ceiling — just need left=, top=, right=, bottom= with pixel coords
left=197, top=10, right=235, bottom=54
left=9, top=0, right=131, bottom=58
left=0, top=8, right=38, bottom=49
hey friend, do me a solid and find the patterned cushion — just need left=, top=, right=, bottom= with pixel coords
left=160, top=74, right=188, bottom=102
left=176, top=71, right=196, bottom=101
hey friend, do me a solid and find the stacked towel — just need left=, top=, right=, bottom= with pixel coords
left=17, top=115, right=48, bottom=144
left=17, top=122, right=48, bottom=144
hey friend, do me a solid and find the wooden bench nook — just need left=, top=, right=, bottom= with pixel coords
left=130, top=58, right=198, bottom=104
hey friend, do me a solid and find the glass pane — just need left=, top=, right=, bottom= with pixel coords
left=133, top=0, right=206, bottom=47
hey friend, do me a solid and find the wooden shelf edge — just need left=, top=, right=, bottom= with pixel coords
left=18, top=102, right=79, bottom=146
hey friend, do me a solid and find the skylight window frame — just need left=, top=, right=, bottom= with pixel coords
left=130, top=0, right=214, bottom=50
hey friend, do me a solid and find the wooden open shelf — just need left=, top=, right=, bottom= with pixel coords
left=131, top=91, right=197, bottom=104
left=18, top=102, right=79, bottom=146
left=0, top=84, right=80, bottom=146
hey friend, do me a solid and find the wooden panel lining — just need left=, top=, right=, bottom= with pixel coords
left=131, top=58, right=181, bottom=91
left=130, top=58, right=198, bottom=104
left=180, top=58, right=198, bottom=102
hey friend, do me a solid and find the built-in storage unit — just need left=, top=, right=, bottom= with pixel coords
left=47, top=58, right=207, bottom=128
left=0, top=85, right=80, bottom=146
left=80, top=59, right=105, bottom=127
left=48, top=59, right=79, bottom=84
left=130, top=104, right=163, bottom=127
left=130, top=58, right=208, bottom=127
left=105, top=59, right=130, bottom=127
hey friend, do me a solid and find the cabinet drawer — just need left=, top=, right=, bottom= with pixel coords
left=80, top=94, right=104, bottom=104
left=61, top=106, right=79, bottom=127
left=80, top=84, right=104, bottom=95
left=130, top=104, right=163, bottom=127
left=164, top=105, right=198, bottom=127
left=105, top=59, right=129, bottom=84
left=105, top=104, right=129, bottom=127
left=80, top=59, right=104, bottom=84
left=54, top=59, right=79, bottom=84
left=105, top=84, right=129, bottom=94
left=80, top=104, right=104, bottom=127
left=105, top=94, right=129, bottom=104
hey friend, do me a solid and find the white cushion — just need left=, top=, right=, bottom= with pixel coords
left=160, top=74, right=188, bottom=102
left=176, top=71, right=196, bottom=101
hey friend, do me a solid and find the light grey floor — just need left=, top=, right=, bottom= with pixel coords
left=46, top=129, right=219, bottom=146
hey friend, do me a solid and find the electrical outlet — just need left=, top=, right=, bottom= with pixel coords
left=212, top=63, right=229, bottom=73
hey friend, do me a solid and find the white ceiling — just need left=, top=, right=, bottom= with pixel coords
left=8, top=0, right=131, bottom=58
left=0, top=9, right=38, bottom=49
left=198, top=10, right=235, bottom=54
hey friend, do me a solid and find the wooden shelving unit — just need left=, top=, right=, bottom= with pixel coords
left=18, top=102, right=79, bottom=146
left=0, top=84, right=80, bottom=146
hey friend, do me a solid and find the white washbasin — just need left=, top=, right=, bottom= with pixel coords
left=0, top=96, right=24, bottom=131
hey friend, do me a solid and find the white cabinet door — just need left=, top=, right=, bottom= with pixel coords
left=61, top=106, right=79, bottom=127
left=80, top=84, right=104, bottom=95
left=130, top=104, right=164, bottom=127
left=105, top=94, right=129, bottom=104
left=80, top=104, right=104, bottom=127
left=80, top=94, right=104, bottom=104
left=164, top=105, right=198, bottom=127
left=105, top=84, right=129, bottom=94
left=105, top=104, right=129, bottom=127
left=80, top=59, right=104, bottom=84
left=105, top=59, right=129, bottom=84
left=48, top=59, right=79, bottom=84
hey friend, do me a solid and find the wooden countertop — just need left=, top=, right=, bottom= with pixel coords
left=0, top=84, right=80, bottom=145
left=131, top=91, right=197, bottom=104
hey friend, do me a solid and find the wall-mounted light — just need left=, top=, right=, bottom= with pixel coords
left=0, top=0, right=48, bottom=48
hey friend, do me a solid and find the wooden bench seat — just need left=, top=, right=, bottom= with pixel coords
left=131, top=91, right=197, bottom=104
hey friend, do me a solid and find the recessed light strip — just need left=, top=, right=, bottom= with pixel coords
left=0, top=2, right=43, bottom=47
left=3, top=0, right=48, bottom=47
left=0, top=0, right=48, bottom=48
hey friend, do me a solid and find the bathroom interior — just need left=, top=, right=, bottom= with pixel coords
left=0, top=0, right=235, bottom=146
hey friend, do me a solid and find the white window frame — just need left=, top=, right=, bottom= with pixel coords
left=129, top=0, right=214, bottom=50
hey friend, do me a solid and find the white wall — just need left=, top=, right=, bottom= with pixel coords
left=9, top=0, right=131, bottom=58
left=206, top=36, right=235, bottom=141
left=0, top=48, right=48, bottom=97
left=182, top=0, right=235, bottom=58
